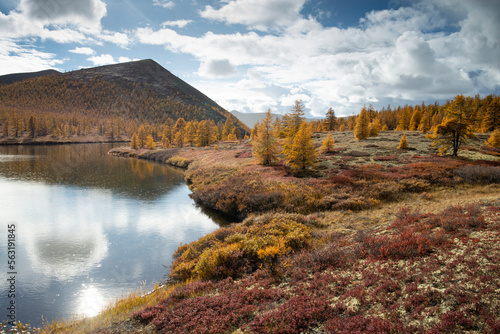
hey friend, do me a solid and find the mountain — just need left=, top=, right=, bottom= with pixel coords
left=69, top=59, right=222, bottom=112
left=0, top=69, right=61, bottom=85
left=0, top=60, right=248, bottom=135
left=230, top=110, right=283, bottom=128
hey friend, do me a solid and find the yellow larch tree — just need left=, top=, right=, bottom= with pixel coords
left=320, top=132, right=335, bottom=153
left=130, top=132, right=139, bottom=149
left=285, top=122, right=316, bottom=174
left=252, top=109, right=279, bottom=166
left=485, top=129, right=500, bottom=148
left=354, top=107, right=370, bottom=140
left=146, top=134, right=156, bottom=149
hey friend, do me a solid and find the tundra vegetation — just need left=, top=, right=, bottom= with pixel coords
left=22, top=94, right=500, bottom=333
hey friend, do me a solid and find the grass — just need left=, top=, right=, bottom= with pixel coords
left=39, top=283, right=181, bottom=334
left=37, top=130, right=499, bottom=333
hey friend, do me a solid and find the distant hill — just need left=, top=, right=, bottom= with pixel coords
left=0, top=60, right=248, bottom=134
left=230, top=110, right=283, bottom=128
left=0, top=69, right=61, bottom=85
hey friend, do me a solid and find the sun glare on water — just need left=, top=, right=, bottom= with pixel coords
left=76, top=285, right=106, bottom=318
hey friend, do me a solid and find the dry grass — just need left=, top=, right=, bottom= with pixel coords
left=40, top=283, right=183, bottom=334
left=319, top=184, right=500, bottom=235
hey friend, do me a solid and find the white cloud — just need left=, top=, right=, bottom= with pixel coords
left=19, top=0, right=107, bottom=31
left=161, top=20, right=193, bottom=28
left=198, top=59, right=238, bottom=77
left=0, top=39, right=63, bottom=75
left=87, top=54, right=115, bottom=66
left=99, top=31, right=129, bottom=47
left=118, top=56, right=133, bottom=63
left=153, top=0, right=175, bottom=9
left=138, top=0, right=500, bottom=116
left=69, top=47, right=96, bottom=55
left=200, top=0, right=310, bottom=31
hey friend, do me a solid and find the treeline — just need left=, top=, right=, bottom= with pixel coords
left=130, top=115, right=248, bottom=150
left=0, top=74, right=248, bottom=140
left=309, top=94, right=500, bottom=133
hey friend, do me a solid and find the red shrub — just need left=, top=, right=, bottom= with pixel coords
left=372, top=156, right=396, bottom=161
left=248, top=294, right=334, bottom=334
left=324, top=315, right=412, bottom=333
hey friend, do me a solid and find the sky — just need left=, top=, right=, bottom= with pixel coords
left=0, top=0, right=499, bottom=117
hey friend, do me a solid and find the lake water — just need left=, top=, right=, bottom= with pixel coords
left=0, top=144, right=225, bottom=327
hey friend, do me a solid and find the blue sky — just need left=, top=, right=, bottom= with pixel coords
left=0, top=0, right=499, bottom=117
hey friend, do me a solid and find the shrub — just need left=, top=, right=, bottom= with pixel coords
left=372, top=156, right=396, bottom=161
left=169, top=216, right=312, bottom=281
left=166, top=156, right=192, bottom=168
left=398, top=134, right=408, bottom=149
left=454, top=164, right=500, bottom=183
left=325, top=315, right=410, bottom=333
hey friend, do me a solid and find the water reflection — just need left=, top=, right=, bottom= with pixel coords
left=0, top=144, right=227, bottom=326
left=0, top=144, right=185, bottom=200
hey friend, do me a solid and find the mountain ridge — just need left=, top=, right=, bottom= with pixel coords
left=0, top=59, right=249, bottom=134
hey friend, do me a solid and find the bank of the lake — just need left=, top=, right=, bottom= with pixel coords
left=0, top=143, right=231, bottom=330
left=0, top=134, right=129, bottom=146
left=44, top=132, right=500, bottom=333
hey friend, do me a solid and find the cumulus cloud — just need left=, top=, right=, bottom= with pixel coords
left=161, top=20, right=193, bottom=28
left=138, top=0, right=500, bottom=116
left=87, top=54, right=115, bottom=66
left=69, top=47, right=96, bottom=55
left=19, top=0, right=107, bottom=31
left=200, top=0, right=311, bottom=31
left=0, top=39, right=63, bottom=75
left=153, top=0, right=175, bottom=9
left=0, top=0, right=129, bottom=48
left=198, top=59, right=238, bottom=77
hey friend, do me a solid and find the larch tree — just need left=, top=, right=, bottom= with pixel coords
left=173, top=118, right=186, bottom=137
left=482, top=97, right=500, bottom=132
left=146, top=134, right=156, bottom=150
left=284, top=100, right=306, bottom=138
left=354, top=107, right=370, bottom=140
left=137, top=125, right=147, bottom=148
left=231, top=126, right=241, bottom=140
left=2, top=119, right=9, bottom=137
left=431, top=95, right=476, bottom=156
left=28, top=115, right=36, bottom=138
left=252, top=110, right=279, bottom=166
left=185, top=121, right=197, bottom=146
left=418, top=112, right=431, bottom=133
left=320, top=132, right=335, bottom=153
left=368, top=118, right=380, bottom=137
left=196, top=120, right=217, bottom=147
left=283, top=100, right=306, bottom=156
left=130, top=132, right=139, bottom=149
left=161, top=130, right=170, bottom=148
left=485, top=129, right=500, bottom=148
left=174, top=131, right=184, bottom=147
left=285, top=122, right=316, bottom=174
left=324, top=108, right=337, bottom=131
left=409, top=106, right=422, bottom=131
left=398, top=134, right=408, bottom=149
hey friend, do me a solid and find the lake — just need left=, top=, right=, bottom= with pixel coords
left=0, top=143, right=225, bottom=327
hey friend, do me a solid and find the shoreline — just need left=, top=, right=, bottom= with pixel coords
left=42, top=131, right=500, bottom=333
left=0, top=139, right=129, bottom=146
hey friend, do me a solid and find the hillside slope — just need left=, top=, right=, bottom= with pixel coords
left=0, top=69, right=61, bottom=86
left=0, top=59, right=248, bottom=142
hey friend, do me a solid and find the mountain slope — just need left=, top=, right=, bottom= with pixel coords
left=69, top=59, right=222, bottom=111
left=0, top=60, right=248, bottom=136
left=0, top=69, right=61, bottom=86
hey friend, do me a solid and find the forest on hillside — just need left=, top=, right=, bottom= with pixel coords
left=0, top=74, right=247, bottom=142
